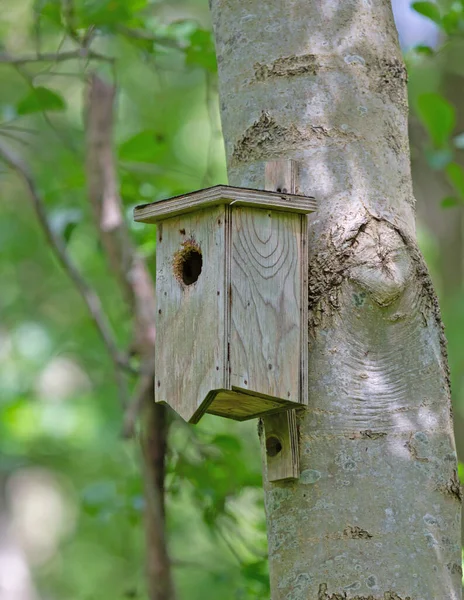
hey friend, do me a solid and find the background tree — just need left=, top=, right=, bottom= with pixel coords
left=0, top=1, right=464, bottom=599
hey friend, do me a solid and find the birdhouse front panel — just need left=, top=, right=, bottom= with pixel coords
left=154, top=205, right=228, bottom=423
left=229, top=207, right=307, bottom=405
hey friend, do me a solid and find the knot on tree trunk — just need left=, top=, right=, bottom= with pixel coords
left=348, top=220, right=412, bottom=307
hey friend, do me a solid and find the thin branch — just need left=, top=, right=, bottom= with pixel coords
left=122, top=362, right=155, bottom=438
left=0, top=140, right=130, bottom=403
left=116, top=25, right=185, bottom=50
left=0, top=131, right=32, bottom=146
left=0, top=48, right=112, bottom=65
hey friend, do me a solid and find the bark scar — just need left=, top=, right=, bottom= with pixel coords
left=318, top=583, right=411, bottom=600
left=254, top=54, right=318, bottom=80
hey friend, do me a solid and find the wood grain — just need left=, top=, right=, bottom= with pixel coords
left=152, top=162, right=309, bottom=423
left=229, top=206, right=303, bottom=403
left=262, top=160, right=303, bottom=481
left=264, top=160, right=298, bottom=195
left=263, top=410, right=300, bottom=481
left=134, top=184, right=316, bottom=223
left=154, top=206, right=227, bottom=423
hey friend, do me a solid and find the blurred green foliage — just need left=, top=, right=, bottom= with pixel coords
left=1, top=0, right=464, bottom=598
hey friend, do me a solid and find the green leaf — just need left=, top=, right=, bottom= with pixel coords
left=412, top=2, right=442, bottom=24
left=76, top=0, right=147, bottom=28
left=416, top=93, right=455, bottom=148
left=242, top=561, right=270, bottom=586
left=35, top=0, right=62, bottom=26
left=17, top=87, right=66, bottom=115
left=442, top=8, right=462, bottom=34
left=185, top=29, right=217, bottom=73
left=415, top=44, right=434, bottom=56
left=211, top=434, right=242, bottom=453
left=118, top=130, right=166, bottom=162
left=441, top=196, right=461, bottom=208
left=446, top=162, right=464, bottom=197
left=459, top=462, right=464, bottom=481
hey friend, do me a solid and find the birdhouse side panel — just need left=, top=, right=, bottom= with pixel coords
left=154, top=206, right=228, bottom=423
left=229, top=207, right=304, bottom=406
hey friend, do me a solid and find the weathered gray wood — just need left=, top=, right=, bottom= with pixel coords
left=261, top=160, right=303, bottom=481
left=229, top=206, right=304, bottom=402
left=263, top=410, right=299, bottom=481
left=134, top=184, right=316, bottom=223
left=264, top=160, right=298, bottom=195
left=154, top=206, right=227, bottom=423
left=146, top=169, right=310, bottom=422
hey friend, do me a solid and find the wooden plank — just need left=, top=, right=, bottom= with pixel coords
left=263, top=411, right=300, bottom=481
left=206, top=389, right=297, bottom=421
left=264, top=159, right=298, bottom=194
left=134, top=185, right=316, bottom=223
left=154, top=206, right=227, bottom=423
left=262, top=160, right=303, bottom=481
left=266, top=161, right=308, bottom=409
left=229, top=206, right=303, bottom=404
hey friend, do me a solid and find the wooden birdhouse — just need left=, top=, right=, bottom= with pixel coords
left=134, top=161, right=315, bottom=425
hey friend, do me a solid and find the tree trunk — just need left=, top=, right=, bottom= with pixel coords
left=210, top=1, right=462, bottom=598
left=85, top=76, right=175, bottom=600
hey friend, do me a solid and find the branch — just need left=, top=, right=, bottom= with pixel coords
left=122, top=364, right=155, bottom=438
left=84, top=75, right=175, bottom=600
left=116, top=25, right=185, bottom=50
left=85, top=74, right=156, bottom=413
left=0, top=140, right=131, bottom=395
left=0, top=48, right=112, bottom=65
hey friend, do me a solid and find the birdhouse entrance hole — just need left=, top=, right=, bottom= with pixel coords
left=173, top=240, right=203, bottom=286
left=266, top=435, right=283, bottom=457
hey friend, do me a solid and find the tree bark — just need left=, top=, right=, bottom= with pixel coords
left=210, top=1, right=462, bottom=599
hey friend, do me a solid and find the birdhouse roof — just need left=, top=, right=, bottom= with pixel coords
left=134, top=185, right=316, bottom=223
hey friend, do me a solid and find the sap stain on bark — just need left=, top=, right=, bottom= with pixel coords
left=254, top=54, right=318, bottom=80
left=318, top=584, right=411, bottom=600
left=343, top=525, right=372, bottom=539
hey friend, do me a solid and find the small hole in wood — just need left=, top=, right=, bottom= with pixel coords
left=173, top=240, right=203, bottom=286
left=266, top=436, right=283, bottom=457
